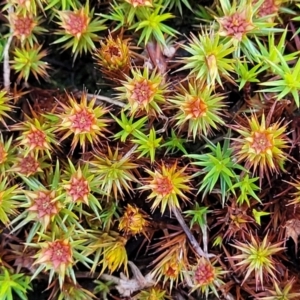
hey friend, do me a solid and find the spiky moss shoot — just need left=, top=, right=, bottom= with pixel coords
left=161, top=255, right=181, bottom=283
left=100, top=236, right=128, bottom=275
left=125, top=0, right=153, bottom=7
left=118, top=204, right=150, bottom=236
left=190, top=257, right=226, bottom=298
left=169, top=79, right=226, bottom=140
left=231, top=112, right=289, bottom=186
left=12, top=44, right=50, bottom=83
left=116, top=67, right=167, bottom=117
left=151, top=248, right=188, bottom=291
left=89, top=146, right=140, bottom=201
left=287, top=177, right=300, bottom=206
left=256, top=279, right=300, bottom=300
left=0, top=177, right=25, bottom=226
left=11, top=116, right=57, bottom=159
left=0, top=266, right=32, bottom=299
left=178, top=30, right=235, bottom=87
left=230, top=174, right=261, bottom=207
left=81, top=230, right=126, bottom=274
left=0, top=135, right=15, bottom=174
left=140, top=162, right=192, bottom=214
left=230, top=234, right=285, bottom=290
left=55, top=92, right=110, bottom=154
left=0, top=89, right=15, bottom=128
left=33, top=238, right=73, bottom=288
left=93, top=33, right=131, bottom=75
left=10, top=161, right=85, bottom=244
left=54, top=2, right=106, bottom=60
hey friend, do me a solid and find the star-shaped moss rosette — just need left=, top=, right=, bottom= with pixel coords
left=213, top=0, right=279, bottom=60
left=10, top=177, right=65, bottom=243
left=64, top=170, right=89, bottom=205
left=231, top=112, right=290, bottom=186
left=149, top=231, right=189, bottom=291
left=9, top=12, right=47, bottom=46
left=94, top=33, right=131, bottom=75
left=61, top=159, right=104, bottom=219
left=162, top=129, right=188, bottom=155
left=30, top=228, right=92, bottom=289
left=26, top=189, right=62, bottom=229
left=186, top=137, right=244, bottom=207
left=118, top=204, right=150, bottom=236
left=132, top=128, right=162, bottom=163
left=254, top=29, right=298, bottom=74
left=217, top=5, right=255, bottom=42
left=178, top=30, right=235, bottom=87
left=33, top=238, right=73, bottom=286
left=54, top=92, right=111, bottom=154
left=9, top=151, right=50, bottom=178
left=259, top=47, right=300, bottom=108
left=103, top=0, right=178, bottom=46
left=116, top=67, right=168, bottom=117
left=93, top=32, right=137, bottom=81
left=0, top=89, right=16, bottom=129
left=152, top=249, right=187, bottom=291
left=132, top=4, right=178, bottom=47
left=89, top=145, right=140, bottom=201
left=82, top=231, right=128, bottom=275
left=189, top=257, right=226, bottom=298
left=99, top=235, right=128, bottom=275
left=54, top=2, right=107, bottom=60
left=9, top=161, right=82, bottom=244
left=230, top=174, right=261, bottom=207
left=0, top=134, right=15, bottom=175
left=112, top=110, right=148, bottom=143
left=9, top=185, right=63, bottom=244
left=139, top=161, right=192, bottom=214
left=10, top=114, right=57, bottom=159
left=168, top=79, right=226, bottom=140
left=230, top=234, right=285, bottom=290
left=0, top=176, right=25, bottom=226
